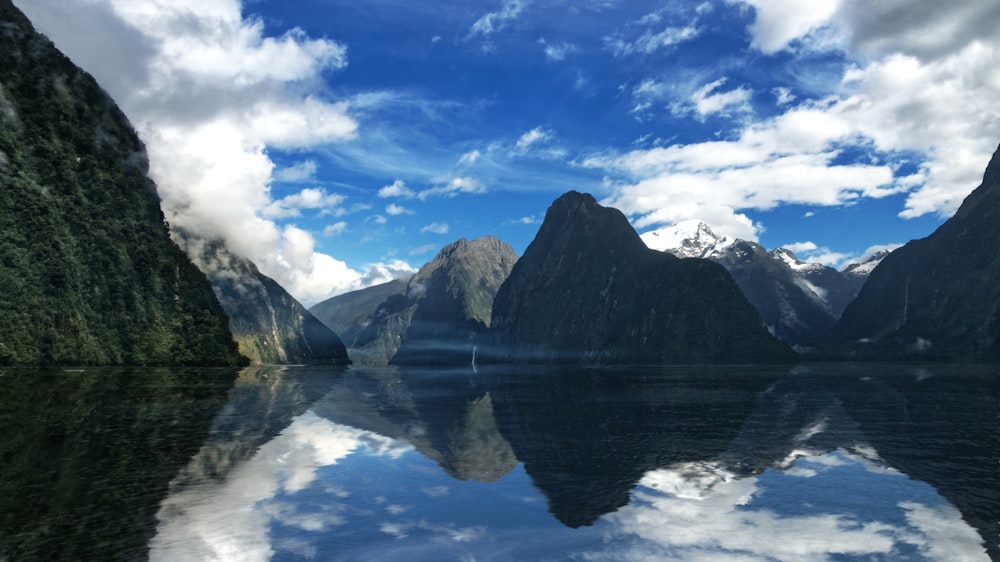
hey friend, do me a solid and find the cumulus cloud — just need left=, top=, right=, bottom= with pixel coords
left=378, top=179, right=417, bottom=199
left=322, top=221, right=348, bottom=237
left=585, top=106, right=900, bottom=241
left=11, top=0, right=413, bottom=305
left=385, top=203, right=411, bottom=216
left=729, top=0, right=1000, bottom=220
left=263, top=188, right=346, bottom=219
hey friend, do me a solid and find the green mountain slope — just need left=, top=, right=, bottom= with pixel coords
left=0, top=1, right=242, bottom=365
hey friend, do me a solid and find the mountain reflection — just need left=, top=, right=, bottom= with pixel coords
left=483, top=365, right=787, bottom=527
left=0, top=367, right=239, bottom=561
left=154, top=363, right=995, bottom=561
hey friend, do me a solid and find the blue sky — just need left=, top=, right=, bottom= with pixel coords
left=15, top=0, right=1000, bottom=305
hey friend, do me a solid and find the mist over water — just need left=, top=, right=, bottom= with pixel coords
left=1, top=363, right=996, bottom=561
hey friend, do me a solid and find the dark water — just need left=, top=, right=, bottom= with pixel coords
left=1, top=363, right=996, bottom=561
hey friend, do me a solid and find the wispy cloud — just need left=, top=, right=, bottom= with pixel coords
left=468, top=0, right=525, bottom=38
left=421, top=222, right=450, bottom=235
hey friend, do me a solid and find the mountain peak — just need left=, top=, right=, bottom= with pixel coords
left=641, top=220, right=735, bottom=258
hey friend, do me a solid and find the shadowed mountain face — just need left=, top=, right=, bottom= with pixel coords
left=820, top=145, right=1000, bottom=360
left=310, top=279, right=409, bottom=348
left=490, top=192, right=797, bottom=364
left=312, top=237, right=518, bottom=365
left=712, top=243, right=860, bottom=346
left=0, top=1, right=242, bottom=366
left=645, top=223, right=869, bottom=347
left=178, top=236, right=349, bottom=365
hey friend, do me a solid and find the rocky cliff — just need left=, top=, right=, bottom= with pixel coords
left=0, top=1, right=242, bottom=365
left=490, top=191, right=796, bottom=364
left=180, top=235, right=349, bottom=365
left=820, top=144, right=1000, bottom=360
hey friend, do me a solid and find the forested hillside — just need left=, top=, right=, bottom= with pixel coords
left=0, top=1, right=243, bottom=365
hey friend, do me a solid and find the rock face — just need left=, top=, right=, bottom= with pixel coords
left=310, top=278, right=408, bottom=348
left=313, top=236, right=519, bottom=365
left=490, top=192, right=796, bottom=364
left=180, top=236, right=349, bottom=365
left=0, top=1, right=242, bottom=365
left=715, top=243, right=858, bottom=346
left=821, top=144, right=1000, bottom=361
left=647, top=222, right=860, bottom=347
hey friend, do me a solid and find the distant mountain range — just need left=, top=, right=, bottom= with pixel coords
left=642, top=221, right=886, bottom=346
left=311, top=236, right=518, bottom=365
left=3, top=0, right=996, bottom=366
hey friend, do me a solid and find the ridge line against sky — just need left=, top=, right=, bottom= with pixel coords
left=13, top=0, right=1000, bottom=306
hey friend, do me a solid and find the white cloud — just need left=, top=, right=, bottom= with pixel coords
left=420, top=176, right=486, bottom=199
left=378, top=179, right=417, bottom=199
left=385, top=203, right=411, bottom=216
left=274, top=159, right=318, bottom=182
left=538, top=38, right=576, bottom=61
left=729, top=0, right=842, bottom=54
left=15, top=0, right=366, bottom=305
left=515, top=126, right=553, bottom=152
left=457, top=149, right=481, bottom=165
left=420, top=222, right=450, bottom=235
left=773, top=87, right=796, bottom=106
left=263, top=188, right=346, bottom=219
left=688, top=78, right=752, bottom=120
left=585, top=106, right=900, bottom=241
left=727, top=0, right=1000, bottom=220
left=606, top=24, right=701, bottom=57
left=322, top=221, right=348, bottom=237
left=468, top=0, right=525, bottom=38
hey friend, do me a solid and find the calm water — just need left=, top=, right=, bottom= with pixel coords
left=0, top=363, right=996, bottom=561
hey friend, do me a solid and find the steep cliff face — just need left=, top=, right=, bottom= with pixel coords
left=0, top=1, right=242, bottom=365
left=820, top=144, right=1000, bottom=360
left=313, top=236, right=519, bottom=365
left=180, top=236, right=349, bottom=365
left=490, top=191, right=796, bottom=364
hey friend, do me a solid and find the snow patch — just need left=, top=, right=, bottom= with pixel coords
left=641, top=220, right=734, bottom=258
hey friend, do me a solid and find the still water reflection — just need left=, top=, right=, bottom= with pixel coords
left=1, top=364, right=996, bottom=561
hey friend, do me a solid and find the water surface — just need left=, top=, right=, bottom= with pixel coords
left=1, top=363, right=996, bottom=561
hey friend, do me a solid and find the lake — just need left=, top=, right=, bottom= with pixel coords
left=1, top=363, right=996, bottom=561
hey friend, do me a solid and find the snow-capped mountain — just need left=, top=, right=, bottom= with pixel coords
left=640, top=220, right=734, bottom=259
left=841, top=250, right=892, bottom=289
left=644, top=225, right=861, bottom=347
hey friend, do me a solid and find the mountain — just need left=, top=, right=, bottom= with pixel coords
left=647, top=222, right=860, bottom=346
left=841, top=249, right=891, bottom=290
left=179, top=235, right=349, bottom=365
left=310, top=279, right=408, bottom=348
left=0, top=1, right=242, bottom=365
left=820, top=144, right=1000, bottom=360
left=490, top=191, right=796, bottom=364
left=313, top=236, right=519, bottom=365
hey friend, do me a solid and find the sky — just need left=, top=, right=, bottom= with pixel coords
left=13, top=0, right=1000, bottom=306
